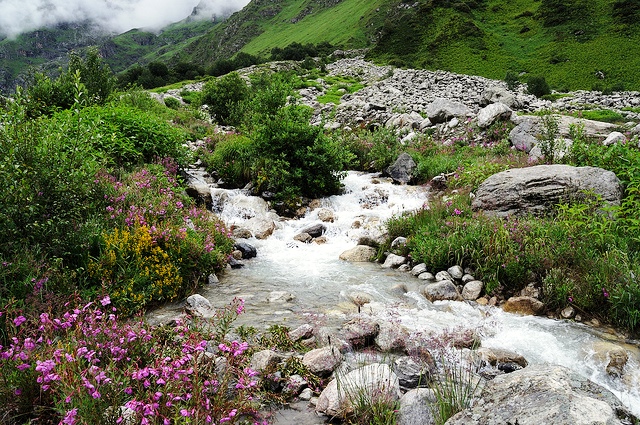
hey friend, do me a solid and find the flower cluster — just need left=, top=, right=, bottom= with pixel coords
left=90, top=161, right=234, bottom=314
left=0, top=298, right=263, bottom=424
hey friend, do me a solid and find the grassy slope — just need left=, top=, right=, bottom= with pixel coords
left=367, top=0, right=640, bottom=91
left=240, top=0, right=387, bottom=55
left=103, top=19, right=217, bottom=72
left=180, top=0, right=640, bottom=91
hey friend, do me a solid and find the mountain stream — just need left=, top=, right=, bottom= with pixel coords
left=148, top=171, right=640, bottom=417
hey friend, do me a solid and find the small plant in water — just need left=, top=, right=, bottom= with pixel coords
left=423, top=330, right=483, bottom=425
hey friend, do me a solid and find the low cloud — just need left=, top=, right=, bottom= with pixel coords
left=0, top=0, right=251, bottom=38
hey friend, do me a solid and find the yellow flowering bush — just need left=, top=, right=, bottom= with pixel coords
left=90, top=160, right=235, bottom=315
left=89, top=225, right=183, bottom=315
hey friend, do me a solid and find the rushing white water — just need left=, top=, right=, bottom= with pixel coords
left=151, top=171, right=640, bottom=416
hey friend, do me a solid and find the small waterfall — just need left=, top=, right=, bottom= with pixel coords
left=151, top=170, right=640, bottom=416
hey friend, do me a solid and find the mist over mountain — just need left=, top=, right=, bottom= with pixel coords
left=0, top=0, right=250, bottom=38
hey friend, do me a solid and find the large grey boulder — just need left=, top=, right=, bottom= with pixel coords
left=302, top=346, right=343, bottom=377
left=185, top=294, right=214, bottom=318
left=445, top=365, right=635, bottom=425
left=472, top=165, right=622, bottom=217
left=385, top=152, right=417, bottom=184
left=509, top=117, right=539, bottom=153
left=316, top=363, right=401, bottom=418
left=476, top=102, right=512, bottom=128
left=426, top=98, right=473, bottom=124
left=481, top=86, right=518, bottom=108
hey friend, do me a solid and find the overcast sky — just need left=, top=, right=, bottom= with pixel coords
left=0, top=0, right=251, bottom=38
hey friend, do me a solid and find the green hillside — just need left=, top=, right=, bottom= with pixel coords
left=368, top=0, right=640, bottom=91
left=177, top=0, right=640, bottom=91
left=0, top=18, right=218, bottom=94
left=102, top=19, right=218, bottom=71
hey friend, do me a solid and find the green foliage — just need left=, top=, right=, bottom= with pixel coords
left=118, top=60, right=205, bottom=89
left=316, top=75, right=364, bottom=105
left=537, top=0, right=591, bottom=27
left=68, top=47, right=117, bottom=105
left=199, top=133, right=255, bottom=188
left=0, top=93, right=103, bottom=270
left=24, top=49, right=116, bottom=117
left=207, top=52, right=264, bottom=77
left=572, top=109, right=625, bottom=124
left=613, top=0, right=640, bottom=25
left=252, top=102, right=350, bottom=202
left=163, top=96, right=181, bottom=110
left=336, top=127, right=403, bottom=172
left=200, top=72, right=249, bottom=126
left=526, top=75, right=551, bottom=98
left=78, top=105, right=191, bottom=165
left=504, top=71, right=520, bottom=91
left=24, top=72, right=79, bottom=117
left=538, top=113, right=560, bottom=162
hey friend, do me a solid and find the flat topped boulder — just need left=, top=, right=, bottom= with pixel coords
left=426, top=98, right=473, bottom=124
left=472, top=165, right=622, bottom=217
left=446, top=365, right=635, bottom=425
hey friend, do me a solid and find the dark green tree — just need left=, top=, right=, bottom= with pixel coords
left=200, top=72, right=249, bottom=126
left=613, top=0, right=640, bottom=25
left=67, top=47, right=116, bottom=105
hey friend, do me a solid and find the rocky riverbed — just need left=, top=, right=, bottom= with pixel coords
left=161, top=56, right=640, bottom=424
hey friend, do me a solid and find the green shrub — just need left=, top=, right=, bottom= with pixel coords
left=79, top=105, right=190, bottom=165
left=526, top=76, right=551, bottom=98
left=163, top=96, right=181, bottom=109
left=0, top=96, right=103, bottom=267
left=252, top=103, right=351, bottom=202
left=200, top=133, right=255, bottom=188
left=504, top=71, right=520, bottom=91
left=200, top=72, right=249, bottom=126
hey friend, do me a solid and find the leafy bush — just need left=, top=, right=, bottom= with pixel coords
left=200, top=73, right=249, bottom=126
left=612, top=0, right=640, bottom=26
left=526, top=75, right=551, bottom=98
left=504, top=71, right=520, bottom=91
left=163, top=96, right=181, bottom=109
left=0, top=94, right=103, bottom=271
left=196, top=72, right=352, bottom=208
left=199, top=133, right=255, bottom=188
left=68, top=47, right=117, bottom=105
left=79, top=105, right=190, bottom=165
left=251, top=103, right=350, bottom=203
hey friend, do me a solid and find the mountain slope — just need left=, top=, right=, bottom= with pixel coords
left=175, top=0, right=387, bottom=65
left=368, top=0, right=640, bottom=91
left=177, top=0, right=640, bottom=91
left=0, top=17, right=219, bottom=94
